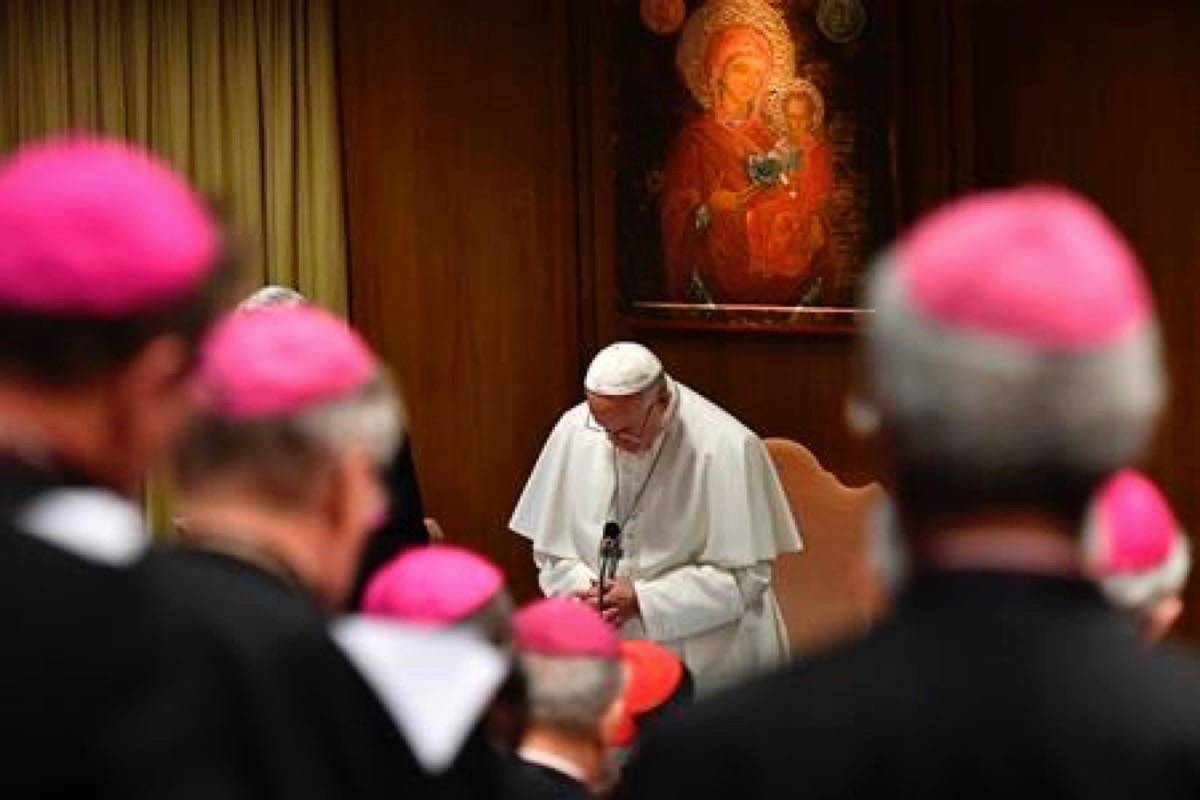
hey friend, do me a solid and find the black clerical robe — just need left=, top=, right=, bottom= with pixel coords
left=145, top=544, right=500, bottom=799
left=622, top=570, right=1200, bottom=800
left=349, top=439, right=430, bottom=608
left=0, top=464, right=240, bottom=797
left=505, top=756, right=592, bottom=800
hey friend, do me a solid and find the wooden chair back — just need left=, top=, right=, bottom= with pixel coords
left=765, top=438, right=886, bottom=654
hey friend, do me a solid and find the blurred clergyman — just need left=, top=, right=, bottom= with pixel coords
left=1083, top=469, right=1191, bottom=641
left=623, top=188, right=1200, bottom=799
left=509, top=597, right=626, bottom=799
left=237, top=283, right=431, bottom=607
left=146, top=306, right=504, bottom=799
left=0, top=136, right=239, bottom=795
left=363, top=544, right=529, bottom=752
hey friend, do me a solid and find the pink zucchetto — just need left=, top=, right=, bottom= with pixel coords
left=199, top=305, right=374, bottom=420
left=513, top=598, right=619, bottom=660
left=1084, top=469, right=1191, bottom=616
left=1089, top=470, right=1180, bottom=574
left=898, top=187, right=1153, bottom=352
left=362, top=545, right=504, bottom=625
left=0, top=136, right=218, bottom=316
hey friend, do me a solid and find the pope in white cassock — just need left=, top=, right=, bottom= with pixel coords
left=510, top=342, right=802, bottom=692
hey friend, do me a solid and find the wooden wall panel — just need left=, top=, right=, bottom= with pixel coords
left=337, top=0, right=579, bottom=600
left=963, top=0, right=1200, bottom=638
left=621, top=332, right=879, bottom=487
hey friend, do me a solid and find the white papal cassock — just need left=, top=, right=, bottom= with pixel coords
left=510, top=379, right=802, bottom=692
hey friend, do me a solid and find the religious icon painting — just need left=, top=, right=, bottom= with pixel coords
left=587, top=0, right=897, bottom=332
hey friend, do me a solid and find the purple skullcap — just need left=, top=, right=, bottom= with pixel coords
left=513, top=597, right=619, bottom=660
left=199, top=306, right=374, bottom=419
left=0, top=135, right=218, bottom=316
left=1092, top=470, right=1180, bottom=574
left=362, top=545, right=505, bottom=625
left=898, top=186, right=1152, bottom=352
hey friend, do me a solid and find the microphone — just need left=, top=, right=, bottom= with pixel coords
left=597, top=521, right=623, bottom=614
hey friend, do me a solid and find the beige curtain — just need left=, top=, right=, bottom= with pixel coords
left=0, top=0, right=349, bottom=312
left=0, top=0, right=350, bottom=531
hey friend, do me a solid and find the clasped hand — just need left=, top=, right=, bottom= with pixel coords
left=576, top=576, right=639, bottom=627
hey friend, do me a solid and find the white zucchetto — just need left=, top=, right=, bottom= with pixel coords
left=584, top=342, right=664, bottom=396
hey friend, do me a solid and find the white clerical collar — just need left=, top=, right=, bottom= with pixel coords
left=331, top=616, right=507, bottom=774
left=17, top=488, right=147, bottom=566
left=518, top=745, right=590, bottom=784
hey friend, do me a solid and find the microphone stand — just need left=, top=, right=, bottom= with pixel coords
left=597, top=521, right=623, bottom=615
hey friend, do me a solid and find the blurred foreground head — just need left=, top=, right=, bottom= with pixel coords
left=1084, top=470, right=1190, bottom=640
left=865, top=187, right=1163, bottom=533
left=0, top=135, right=235, bottom=491
left=172, top=305, right=404, bottom=607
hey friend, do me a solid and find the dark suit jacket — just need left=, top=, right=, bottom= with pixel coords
left=623, top=570, right=1200, bottom=800
left=505, top=756, right=592, bottom=800
left=145, top=546, right=503, bottom=799
left=0, top=465, right=241, bottom=797
left=349, top=440, right=429, bottom=608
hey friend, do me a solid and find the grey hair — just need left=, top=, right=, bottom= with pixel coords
left=866, top=253, right=1164, bottom=476
left=456, top=589, right=515, bottom=649
left=291, top=371, right=405, bottom=466
left=173, top=370, right=405, bottom=507
left=239, top=285, right=307, bottom=311
left=519, top=653, right=623, bottom=738
left=639, top=372, right=670, bottom=406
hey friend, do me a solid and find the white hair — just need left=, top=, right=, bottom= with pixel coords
left=519, top=653, right=623, bottom=738
left=866, top=253, right=1164, bottom=475
left=1100, top=538, right=1191, bottom=615
left=239, top=285, right=306, bottom=311
left=638, top=372, right=670, bottom=407
left=292, top=371, right=405, bottom=466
